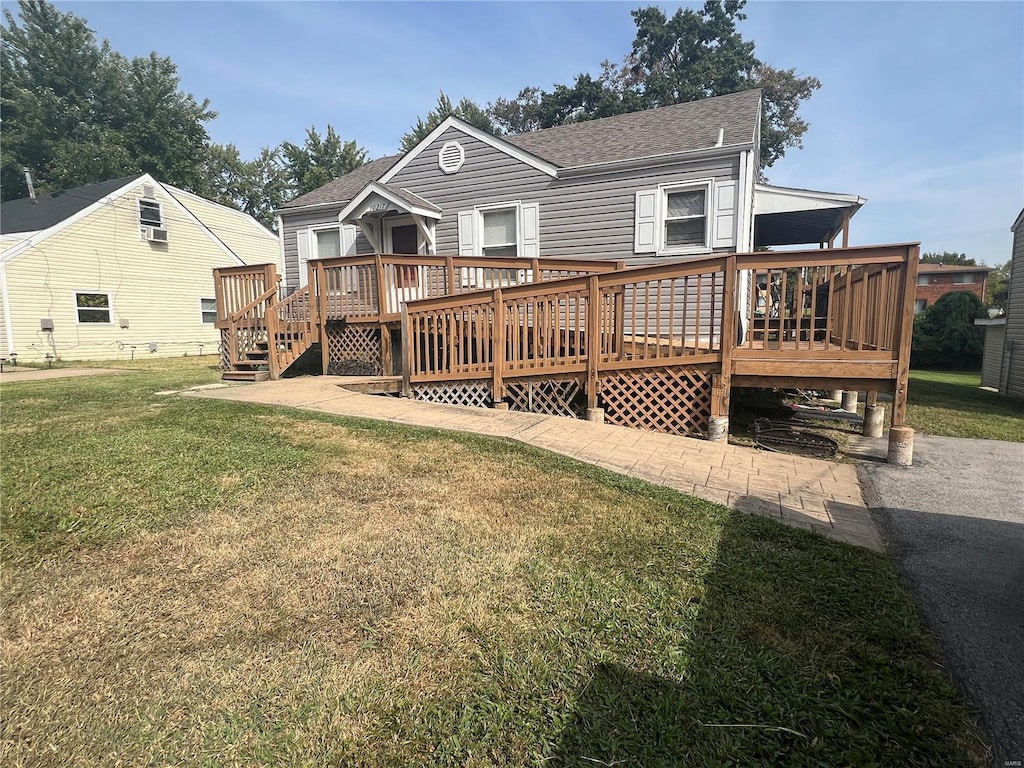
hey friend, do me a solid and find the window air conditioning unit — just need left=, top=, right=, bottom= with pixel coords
left=143, top=226, right=169, bottom=243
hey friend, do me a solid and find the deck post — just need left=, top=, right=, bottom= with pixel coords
left=400, top=304, right=412, bottom=397
left=374, top=254, right=388, bottom=316
left=710, top=254, right=738, bottom=441
left=380, top=324, right=393, bottom=376
left=887, top=244, right=919, bottom=464
left=586, top=275, right=601, bottom=410
left=492, top=288, right=505, bottom=405
left=318, top=263, right=330, bottom=375
left=531, top=258, right=541, bottom=282
left=445, top=254, right=456, bottom=294
left=307, top=259, right=320, bottom=342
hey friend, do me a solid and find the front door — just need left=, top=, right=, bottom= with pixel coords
left=384, top=219, right=422, bottom=313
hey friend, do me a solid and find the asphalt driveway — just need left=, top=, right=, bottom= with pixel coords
left=859, top=435, right=1024, bottom=766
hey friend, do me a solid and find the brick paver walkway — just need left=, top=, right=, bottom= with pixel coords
left=186, top=377, right=882, bottom=551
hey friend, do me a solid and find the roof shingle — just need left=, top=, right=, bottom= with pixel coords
left=1, top=174, right=144, bottom=234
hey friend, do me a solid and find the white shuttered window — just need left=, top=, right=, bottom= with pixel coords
left=458, top=202, right=540, bottom=258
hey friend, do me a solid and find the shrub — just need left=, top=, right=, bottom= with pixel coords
left=911, top=291, right=985, bottom=369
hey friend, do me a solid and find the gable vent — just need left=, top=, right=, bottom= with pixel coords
left=142, top=184, right=155, bottom=198
left=438, top=141, right=465, bottom=174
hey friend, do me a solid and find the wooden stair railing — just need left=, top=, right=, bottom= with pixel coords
left=267, top=286, right=317, bottom=378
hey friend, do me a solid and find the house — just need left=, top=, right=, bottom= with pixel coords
left=975, top=209, right=1024, bottom=397
left=277, top=90, right=865, bottom=298
left=915, top=262, right=992, bottom=313
left=1, top=173, right=281, bottom=362
left=216, top=89, right=919, bottom=456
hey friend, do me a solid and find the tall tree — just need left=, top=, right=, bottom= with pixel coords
left=920, top=252, right=978, bottom=266
left=1, top=0, right=214, bottom=199
left=486, top=1, right=821, bottom=171
left=281, top=125, right=367, bottom=197
left=400, top=91, right=498, bottom=152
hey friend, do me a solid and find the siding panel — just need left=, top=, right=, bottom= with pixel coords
left=1004, top=218, right=1024, bottom=398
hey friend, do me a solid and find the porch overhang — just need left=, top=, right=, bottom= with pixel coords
left=753, top=183, right=865, bottom=248
left=337, top=181, right=442, bottom=253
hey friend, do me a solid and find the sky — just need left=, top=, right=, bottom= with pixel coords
left=32, top=1, right=1024, bottom=264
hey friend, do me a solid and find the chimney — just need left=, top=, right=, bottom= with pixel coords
left=23, top=169, right=36, bottom=203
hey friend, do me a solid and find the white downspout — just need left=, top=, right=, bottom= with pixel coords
left=0, top=260, right=16, bottom=355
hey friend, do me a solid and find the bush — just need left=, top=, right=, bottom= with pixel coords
left=911, top=291, right=985, bottom=369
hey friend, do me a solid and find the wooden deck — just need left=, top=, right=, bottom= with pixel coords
left=215, top=244, right=919, bottom=438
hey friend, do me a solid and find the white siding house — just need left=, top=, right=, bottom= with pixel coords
left=0, top=174, right=280, bottom=362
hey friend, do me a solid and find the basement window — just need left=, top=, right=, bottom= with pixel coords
left=76, top=292, right=112, bottom=323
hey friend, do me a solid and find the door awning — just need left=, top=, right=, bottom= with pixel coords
left=337, top=181, right=441, bottom=225
left=754, top=183, right=865, bottom=248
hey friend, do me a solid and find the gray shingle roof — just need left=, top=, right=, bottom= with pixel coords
left=386, top=185, right=441, bottom=214
left=505, top=89, right=762, bottom=168
left=279, top=89, right=762, bottom=210
left=1, top=174, right=145, bottom=234
left=280, top=155, right=401, bottom=209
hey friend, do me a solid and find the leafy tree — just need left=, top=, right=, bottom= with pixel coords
left=920, top=251, right=977, bottom=266
left=986, top=260, right=1011, bottom=311
left=400, top=91, right=498, bottom=152
left=486, top=1, right=820, bottom=171
left=1, top=0, right=214, bottom=200
left=281, top=125, right=367, bottom=197
left=204, top=144, right=288, bottom=229
left=911, top=291, right=986, bottom=370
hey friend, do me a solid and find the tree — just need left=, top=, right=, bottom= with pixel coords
left=485, top=1, right=820, bottom=171
left=920, top=251, right=978, bottom=266
left=986, top=260, right=1011, bottom=311
left=400, top=91, right=498, bottom=152
left=281, top=125, right=367, bottom=197
left=1, top=0, right=214, bottom=200
left=205, top=144, right=288, bottom=229
left=911, top=291, right=986, bottom=370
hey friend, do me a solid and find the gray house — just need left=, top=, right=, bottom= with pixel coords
left=977, top=208, right=1024, bottom=397
left=276, top=89, right=864, bottom=297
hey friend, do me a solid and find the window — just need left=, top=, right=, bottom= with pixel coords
left=954, top=273, right=976, bottom=284
left=481, top=208, right=518, bottom=257
left=663, top=187, right=708, bottom=249
left=139, top=199, right=162, bottom=228
left=76, top=292, right=111, bottom=323
left=314, top=227, right=342, bottom=259
left=916, top=274, right=931, bottom=286
left=634, top=181, right=714, bottom=255
left=914, top=298, right=928, bottom=314
left=201, top=298, right=217, bottom=323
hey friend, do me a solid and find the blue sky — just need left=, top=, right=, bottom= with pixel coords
left=38, top=1, right=1024, bottom=264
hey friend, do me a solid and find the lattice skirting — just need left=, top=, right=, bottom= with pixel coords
left=506, top=377, right=585, bottom=419
left=600, top=365, right=714, bottom=437
left=412, top=380, right=492, bottom=408
left=219, top=329, right=231, bottom=370
left=325, top=325, right=382, bottom=376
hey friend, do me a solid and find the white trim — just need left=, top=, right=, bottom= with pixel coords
left=73, top=290, right=114, bottom=325
left=276, top=215, right=286, bottom=274
left=337, top=180, right=441, bottom=224
left=1, top=174, right=149, bottom=265
left=475, top=200, right=522, bottom=258
left=379, top=116, right=559, bottom=183
left=0, top=261, right=15, bottom=353
left=200, top=297, right=217, bottom=324
left=557, top=142, right=755, bottom=179
left=410, top=214, right=436, bottom=254
left=657, top=179, right=714, bottom=256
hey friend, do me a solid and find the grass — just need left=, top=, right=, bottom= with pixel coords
left=909, top=369, right=1024, bottom=441
left=1, top=359, right=991, bottom=766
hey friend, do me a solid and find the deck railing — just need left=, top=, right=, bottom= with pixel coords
left=310, top=253, right=625, bottom=324
left=401, top=243, right=919, bottom=429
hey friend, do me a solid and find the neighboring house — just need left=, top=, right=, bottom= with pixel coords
left=277, top=89, right=865, bottom=315
left=976, top=209, right=1023, bottom=397
left=1, top=173, right=281, bottom=362
left=914, top=262, right=991, bottom=313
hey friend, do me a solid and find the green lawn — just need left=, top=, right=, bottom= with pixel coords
left=909, top=369, right=1024, bottom=441
left=1, top=360, right=990, bottom=766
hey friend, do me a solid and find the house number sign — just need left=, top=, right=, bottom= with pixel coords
left=366, top=203, right=388, bottom=212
